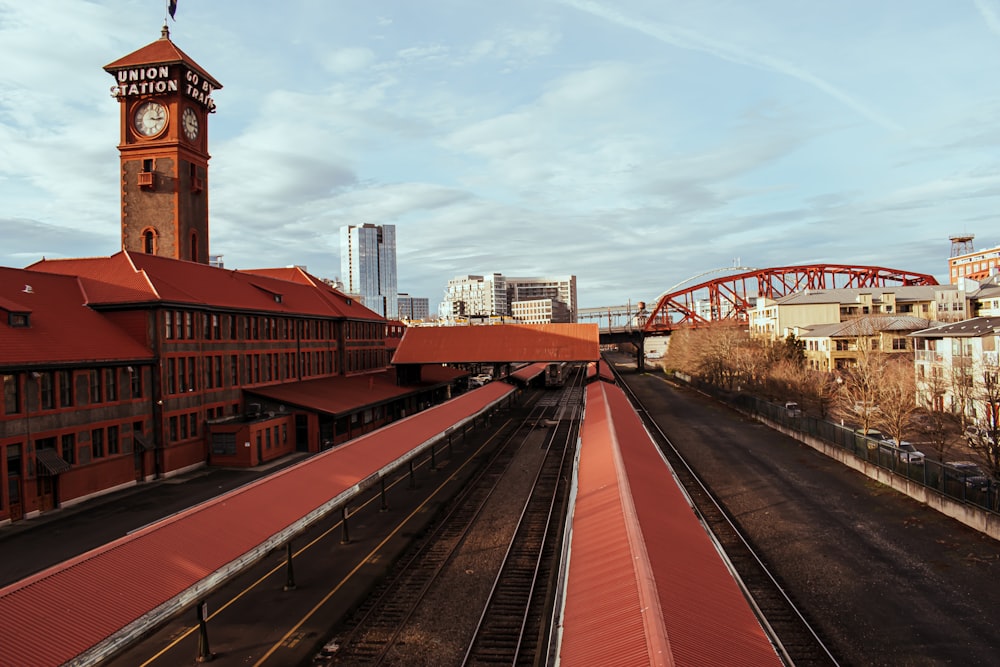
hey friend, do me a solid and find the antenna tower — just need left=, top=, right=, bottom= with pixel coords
left=950, top=234, right=974, bottom=258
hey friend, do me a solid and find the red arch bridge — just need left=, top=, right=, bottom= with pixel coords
left=591, top=264, right=938, bottom=344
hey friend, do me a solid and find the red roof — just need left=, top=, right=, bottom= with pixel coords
left=28, top=252, right=383, bottom=321
left=510, top=362, right=548, bottom=382
left=392, top=324, right=599, bottom=364
left=103, top=29, right=222, bottom=88
left=0, top=383, right=514, bottom=666
left=0, top=267, right=154, bottom=367
left=246, top=366, right=466, bottom=414
left=559, top=381, right=781, bottom=666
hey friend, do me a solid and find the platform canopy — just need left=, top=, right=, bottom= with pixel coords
left=391, top=323, right=600, bottom=364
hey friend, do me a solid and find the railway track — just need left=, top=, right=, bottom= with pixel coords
left=321, top=377, right=581, bottom=666
left=462, top=373, right=581, bottom=666
left=609, top=358, right=840, bottom=667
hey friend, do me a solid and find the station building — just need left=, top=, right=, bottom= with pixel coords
left=0, top=28, right=462, bottom=524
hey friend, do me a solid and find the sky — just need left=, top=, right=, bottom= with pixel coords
left=3, top=1, right=1000, bottom=312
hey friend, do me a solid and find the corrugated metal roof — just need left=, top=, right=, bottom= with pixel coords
left=246, top=367, right=466, bottom=415
left=801, top=315, right=934, bottom=338
left=559, top=381, right=782, bottom=666
left=391, top=324, right=599, bottom=364
left=911, top=315, right=1000, bottom=338
left=0, top=382, right=514, bottom=667
left=510, top=362, right=548, bottom=382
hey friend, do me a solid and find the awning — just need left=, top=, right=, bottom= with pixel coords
left=36, top=448, right=72, bottom=476
left=133, top=432, right=155, bottom=452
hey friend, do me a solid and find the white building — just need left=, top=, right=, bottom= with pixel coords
left=439, top=273, right=577, bottom=324
left=506, top=275, right=577, bottom=323
left=340, top=223, right=398, bottom=319
left=439, top=274, right=507, bottom=323
left=911, top=316, right=1000, bottom=422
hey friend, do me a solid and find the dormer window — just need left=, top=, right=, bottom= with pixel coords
left=8, top=312, right=30, bottom=327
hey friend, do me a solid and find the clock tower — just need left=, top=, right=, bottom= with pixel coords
left=104, top=25, right=221, bottom=264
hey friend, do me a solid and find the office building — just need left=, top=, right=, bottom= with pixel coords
left=398, top=294, right=430, bottom=321
left=340, top=223, right=398, bottom=319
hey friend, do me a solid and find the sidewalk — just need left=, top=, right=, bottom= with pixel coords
left=0, top=453, right=309, bottom=587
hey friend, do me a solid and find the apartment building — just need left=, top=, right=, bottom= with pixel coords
left=796, top=315, right=933, bottom=371
left=911, top=317, right=1000, bottom=423
left=750, top=286, right=955, bottom=343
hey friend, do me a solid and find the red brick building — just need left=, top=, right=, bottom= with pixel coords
left=0, top=29, right=461, bottom=525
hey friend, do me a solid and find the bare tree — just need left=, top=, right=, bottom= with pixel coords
left=913, top=365, right=960, bottom=462
left=836, top=338, right=889, bottom=434
left=876, top=358, right=918, bottom=443
left=968, top=361, right=1000, bottom=478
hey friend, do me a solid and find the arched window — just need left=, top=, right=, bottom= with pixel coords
left=190, top=231, right=198, bottom=261
left=143, top=229, right=156, bottom=254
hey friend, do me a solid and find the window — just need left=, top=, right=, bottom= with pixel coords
left=61, top=433, right=76, bottom=465
left=180, top=414, right=189, bottom=439
left=130, top=367, right=142, bottom=399
left=184, top=312, right=193, bottom=339
left=8, top=312, right=29, bottom=327
left=166, top=359, right=176, bottom=394
left=211, top=432, right=236, bottom=456
left=39, top=372, right=55, bottom=410
left=58, top=371, right=73, bottom=408
left=189, top=413, right=198, bottom=439
left=105, top=369, right=117, bottom=402
left=169, top=416, right=178, bottom=442
left=91, top=428, right=105, bottom=458
left=89, top=370, right=102, bottom=404
left=892, top=338, right=907, bottom=351
left=164, top=311, right=173, bottom=339
left=143, top=229, right=156, bottom=254
left=3, top=374, right=20, bottom=415
left=108, top=425, right=119, bottom=455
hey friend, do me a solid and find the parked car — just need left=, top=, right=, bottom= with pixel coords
left=965, top=425, right=998, bottom=449
left=784, top=401, right=802, bottom=417
left=854, top=428, right=889, bottom=450
left=879, top=439, right=925, bottom=465
left=942, top=461, right=990, bottom=489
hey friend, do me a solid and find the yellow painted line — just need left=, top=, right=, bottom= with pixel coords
left=137, top=418, right=512, bottom=667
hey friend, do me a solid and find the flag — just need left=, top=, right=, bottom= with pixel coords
left=168, top=0, right=177, bottom=20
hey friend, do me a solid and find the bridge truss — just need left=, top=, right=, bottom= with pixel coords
left=642, top=264, right=939, bottom=333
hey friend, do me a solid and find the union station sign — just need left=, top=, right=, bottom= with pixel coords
left=110, top=65, right=216, bottom=111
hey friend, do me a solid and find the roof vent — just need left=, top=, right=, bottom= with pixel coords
left=23, top=285, right=33, bottom=294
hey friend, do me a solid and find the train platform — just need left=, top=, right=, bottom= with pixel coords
left=0, top=383, right=516, bottom=667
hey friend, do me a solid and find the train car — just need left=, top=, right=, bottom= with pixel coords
left=545, top=361, right=568, bottom=387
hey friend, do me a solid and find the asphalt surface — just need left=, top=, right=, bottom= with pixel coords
left=612, top=356, right=1000, bottom=667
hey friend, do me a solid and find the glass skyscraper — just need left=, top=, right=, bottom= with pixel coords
left=340, top=223, right=398, bottom=319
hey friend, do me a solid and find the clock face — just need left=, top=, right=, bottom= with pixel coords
left=133, top=101, right=167, bottom=137
left=182, top=107, right=200, bottom=141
